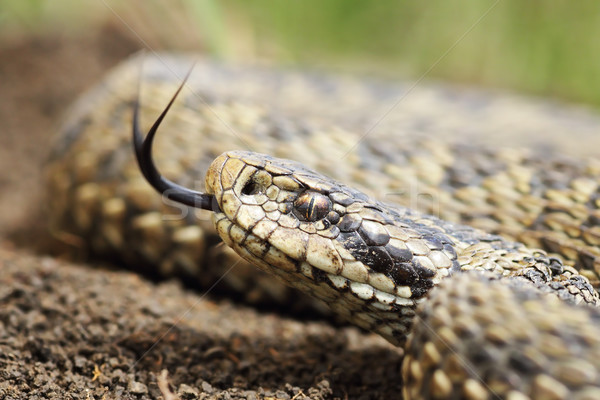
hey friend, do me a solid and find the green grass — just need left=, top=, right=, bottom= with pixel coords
left=2, top=0, right=600, bottom=107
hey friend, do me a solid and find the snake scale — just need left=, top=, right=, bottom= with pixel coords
left=47, top=53, right=600, bottom=399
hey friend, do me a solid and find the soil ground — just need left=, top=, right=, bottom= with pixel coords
left=0, top=25, right=401, bottom=400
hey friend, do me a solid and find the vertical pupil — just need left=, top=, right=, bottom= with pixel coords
left=306, top=196, right=316, bottom=220
left=294, top=192, right=332, bottom=222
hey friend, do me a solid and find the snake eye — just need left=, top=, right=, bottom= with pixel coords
left=294, top=191, right=332, bottom=222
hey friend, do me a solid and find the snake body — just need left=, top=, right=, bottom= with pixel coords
left=48, top=53, right=600, bottom=399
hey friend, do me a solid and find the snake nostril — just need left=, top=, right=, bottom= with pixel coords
left=242, top=181, right=259, bottom=196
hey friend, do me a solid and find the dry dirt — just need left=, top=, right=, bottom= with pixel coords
left=0, top=25, right=402, bottom=400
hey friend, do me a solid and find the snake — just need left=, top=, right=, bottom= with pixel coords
left=47, top=52, right=600, bottom=399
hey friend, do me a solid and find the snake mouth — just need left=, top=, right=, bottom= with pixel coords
left=132, top=67, right=220, bottom=213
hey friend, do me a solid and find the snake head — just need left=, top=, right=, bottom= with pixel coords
left=204, top=150, right=460, bottom=345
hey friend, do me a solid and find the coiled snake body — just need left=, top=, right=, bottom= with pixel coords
left=48, top=53, right=600, bottom=399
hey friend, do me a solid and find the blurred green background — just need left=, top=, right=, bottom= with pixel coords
left=1, top=0, right=599, bottom=107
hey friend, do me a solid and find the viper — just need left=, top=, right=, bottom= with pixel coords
left=48, top=53, right=600, bottom=399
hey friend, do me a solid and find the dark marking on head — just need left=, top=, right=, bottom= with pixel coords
left=338, top=214, right=362, bottom=232
left=389, top=262, right=418, bottom=284
left=363, top=246, right=395, bottom=274
left=410, top=280, right=434, bottom=298
left=358, top=223, right=390, bottom=246
left=338, top=231, right=369, bottom=259
left=385, top=243, right=413, bottom=263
